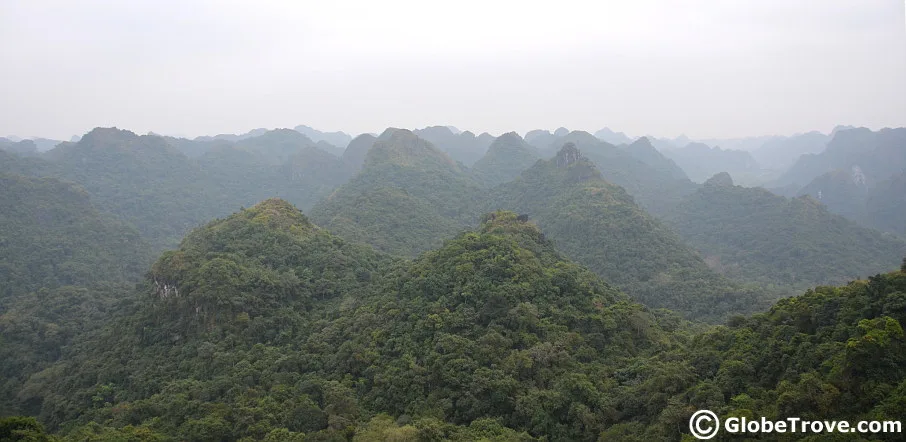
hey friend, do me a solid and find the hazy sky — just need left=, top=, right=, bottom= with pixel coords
left=2, top=0, right=905, bottom=140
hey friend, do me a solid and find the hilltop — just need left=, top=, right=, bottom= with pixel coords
left=666, top=173, right=906, bottom=290
left=485, top=144, right=769, bottom=321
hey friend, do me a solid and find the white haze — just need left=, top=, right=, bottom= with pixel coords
left=1, top=0, right=904, bottom=140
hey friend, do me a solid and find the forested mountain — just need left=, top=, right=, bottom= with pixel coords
left=162, top=136, right=232, bottom=158
left=777, top=127, right=906, bottom=188
left=231, top=129, right=326, bottom=165
left=660, top=142, right=760, bottom=184
left=795, top=169, right=869, bottom=222
left=4, top=123, right=906, bottom=441
left=310, top=129, right=482, bottom=256
left=622, top=137, right=689, bottom=181
left=535, top=131, right=698, bottom=215
left=0, top=204, right=693, bottom=440
left=0, top=174, right=149, bottom=294
left=0, top=128, right=356, bottom=251
left=0, top=173, right=151, bottom=416
left=485, top=144, right=769, bottom=321
left=413, top=126, right=495, bottom=166
left=777, top=128, right=906, bottom=234
left=340, top=134, right=378, bottom=173
left=666, top=173, right=906, bottom=291
left=470, top=132, right=540, bottom=187
left=523, top=129, right=558, bottom=151
left=0, top=138, right=40, bottom=157
left=680, top=266, right=906, bottom=440
left=10, top=199, right=394, bottom=440
left=0, top=148, right=53, bottom=176
left=10, top=198, right=905, bottom=441
left=866, top=170, right=906, bottom=236
left=197, top=140, right=350, bottom=214
left=40, top=128, right=220, bottom=249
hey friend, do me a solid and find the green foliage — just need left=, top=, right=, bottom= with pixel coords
left=311, top=129, right=482, bottom=256
left=665, top=174, right=906, bottom=291
left=866, top=170, right=906, bottom=236
left=4, top=124, right=906, bottom=441
left=0, top=174, right=150, bottom=294
left=471, top=132, right=539, bottom=187
left=535, top=131, right=699, bottom=216
left=679, top=269, right=906, bottom=438
left=0, top=416, right=52, bottom=441
left=10, top=207, right=682, bottom=441
left=485, top=145, right=771, bottom=322
left=0, top=174, right=151, bottom=416
left=2, top=128, right=352, bottom=252
left=414, top=126, right=495, bottom=167
left=7, top=198, right=906, bottom=441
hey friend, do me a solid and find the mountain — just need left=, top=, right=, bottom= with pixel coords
left=660, top=142, right=761, bottom=183
left=194, top=127, right=269, bottom=142
left=340, top=133, right=377, bottom=172
left=776, top=127, right=906, bottom=188
left=205, top=129, right=353, bottom=210
left=645, top=136, right=684, bottom=151
left=0, top=138, right=39, bottom=157
left=310, top=129, right=481, bottom=256
left=0, top=147, right=55, bottom=177
left=294, top=124, right=353, bottom=149
left=197, top=140, right=352, bottom=214
left=623, top=137, right=689, bottom=180
left=41, top=128, right=218, bottom=248
left=750, top=130, right=829, bottom=170
left=9, top=205, right=683, bottom=441
left=681, top=266, right=906, bottom=438
left=0, top=174, right=149, bottom=296
left=524, top=129, right=557, bottom=150
left=538, top=131, right=698, bottom=215
left=795, top=169, right=869, bottom=222
left=593, top=127, right=633, bottom=145
left=0, top=173, right=150, bottom=416
left=315, top=140, right=344, bottom=157
left=772, top=127, right=906, bottom=231
left=470, top=132, right=540, bottom=187
left=866, top=170, right=906, bottom=236
left=485, top=144, right=769, bottom=321
left=162, top=136, right=232, bottom=158
left=7, top=194, right=906, bottom=441
left=665, top=173, right=906, bottom=291
left=5, top=127, right=354, bottom=250
left=11, top=199, right=394, bottom=438
left=232, top=128, right=325, bottom=165
left=413, top=126, right=495, bottom=166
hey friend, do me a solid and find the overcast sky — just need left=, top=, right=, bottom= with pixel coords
left=2, top=0, right=904, bottom=140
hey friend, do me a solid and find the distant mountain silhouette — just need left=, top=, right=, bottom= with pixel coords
left=661, top=142, right=760, bottom=183
left=294, top=124, right=353, bottom=149
left=414, top=126, right=494, bottom=166
left=593, top=127, right=633, bottom=145
left=666, top=172, right=905, bottom=290
left=471, top=132, right=539, bottom=187
left=777, top=127, right=906, bottom=188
